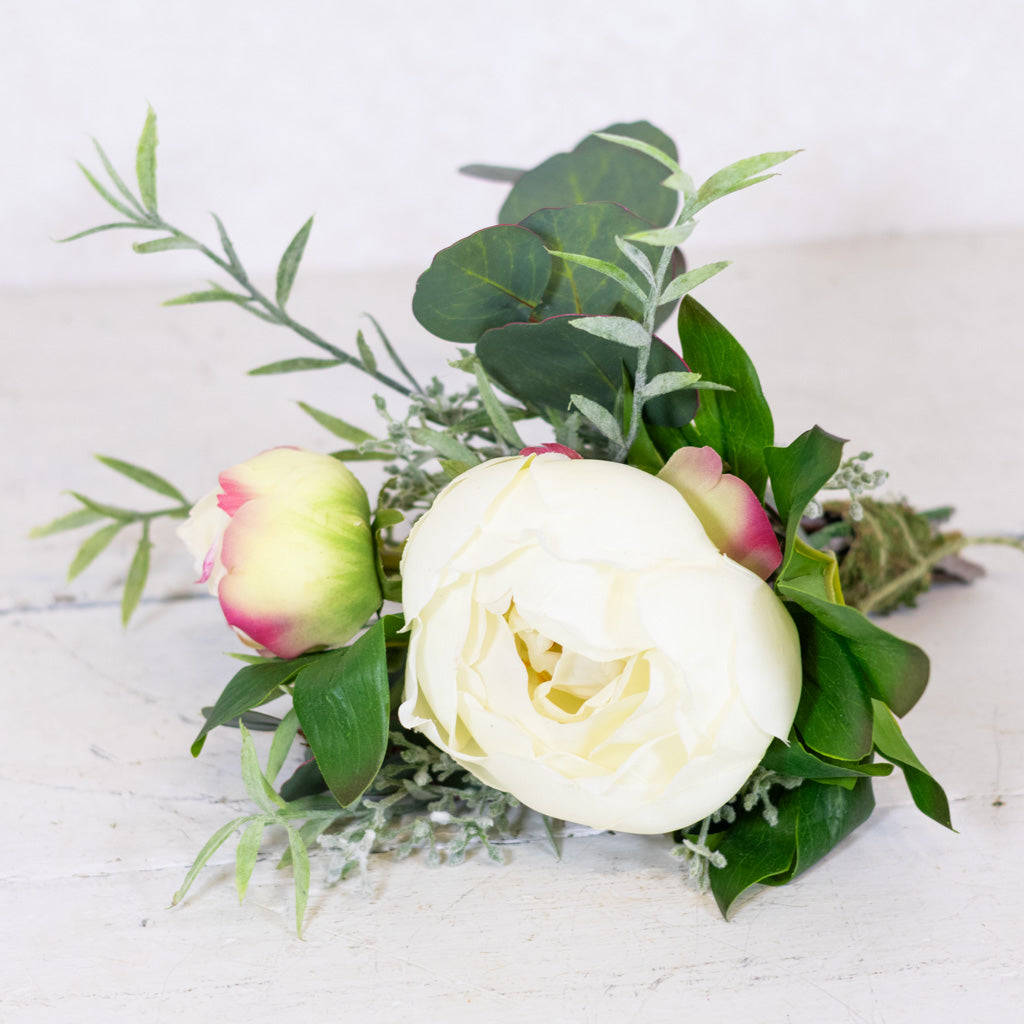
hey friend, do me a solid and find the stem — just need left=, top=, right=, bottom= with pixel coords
left=857, top=534, right=1024, bottom=616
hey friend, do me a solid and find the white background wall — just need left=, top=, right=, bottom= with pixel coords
left=4, top=0, right=1022, bottom=288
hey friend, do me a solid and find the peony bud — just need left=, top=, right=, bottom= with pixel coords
left=179, top=447, right=380, bottom=659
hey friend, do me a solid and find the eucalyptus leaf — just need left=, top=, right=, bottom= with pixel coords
left=412, top=225, right=551, bottom=343
left=276, top=216, right=314, bottom=308
left=472, top=361, right=526, bottom=448
left=135, top=106, right=159, bottom=211
left=95, top=455, right=187, bottom=503
left=624, top=221, right=696, bottom=248
left=697, top=151, right=800, bottom=208
left=640, top=370, right=703, bottom=400
left=477, top=316, right=698, bottom=430
left=659, top=261, right=731, bottom=304
left=407, top=426, right=478, bottom=464
left=569, top=315, right=649, bottom=349
left=292, top=621, right=390, bottom=807
left=499, top=121, right=679, bottom=228
left=570, top=394, right=624, bottom=447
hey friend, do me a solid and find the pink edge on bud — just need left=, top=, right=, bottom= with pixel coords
left=658, top=446, right=782, bottom=580
left=520, top=443, right=583, bottom=459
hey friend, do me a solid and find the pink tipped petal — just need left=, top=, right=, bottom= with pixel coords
left=659, top=447, right=782, bottom=579
left=519, top=443, right=583, bottom=460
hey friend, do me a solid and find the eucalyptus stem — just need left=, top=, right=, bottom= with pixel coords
left=856, top=534, right=1024, bottom=616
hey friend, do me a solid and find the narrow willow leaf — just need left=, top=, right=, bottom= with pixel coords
left=276, top=216, right=314, bottom=308
left=593, top=131, right=684, bottom=176
left=695, top=173, right=778, bottom=209
left=132, top=236, right=201, bottom=254
left=95, top=455, right=187, bottom=503
left=296, top=401, right=377, bottom=445
left=569, top=315, right=649, bottom=350
left=640, top=371, right=703, bottom=400
left=68, top=491, right=135, bottom=521
left=121, top=522, right=152, bottom=625
left=458, top=163, right=525, bottom=182
left=266, top=707, right=301, bottom=784
left=408, top=426, right=478, bottom=464
left=235, top=819, right=266, bottom=902
left=239, top=724, right=288, bottom=813
left=135, top=106, right=159, bottom=212
left=364, top=313, right=423, bottom=394
left=659, top=260, right=731, bottom=304
left=697, top=151, right=800, bottom=205
left=248, top=357, right=343, bottom=375
left=660, top=168, right=696, bottom=195
left=75, top=162, right=137, bottom=220
left=91, top=137, right=146, bottom=215
left=614, top=236, right=655, bottom=285
left=546, top=250, right=646, bottom=303
left=67, top=521, right=125, bottom=582
left=355, top=330, right=378, bottom=374
left=625, top=221, right=696, bottom=247
left=473, top=362, right=526, bottom=448
left=286, top=824, right=311, bottom=937
left=30, top=507, right=104, bottom=538
left=163, top=287, right=253, bottom=307
left=57, top=221, right=145, bottom=244
left=211, top=213, right=241, bottom=269
left=173, top=815, right=257, bottom=906
left=570, top=394, right=624, bottom=447
left=329, top=449, right=393, bottom=462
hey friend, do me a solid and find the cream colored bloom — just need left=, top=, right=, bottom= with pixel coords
left=398, top=452, right=801, bottom=833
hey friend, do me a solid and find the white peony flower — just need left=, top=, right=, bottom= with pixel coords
left=398, top=452, right=801, bottom=834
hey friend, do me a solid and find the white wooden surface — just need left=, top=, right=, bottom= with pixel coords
left=2, top=232, right=1022, bottom=1022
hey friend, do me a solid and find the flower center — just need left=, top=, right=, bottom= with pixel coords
left=504, top=602, right=632, bottom=723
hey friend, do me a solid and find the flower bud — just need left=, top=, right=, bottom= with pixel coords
left=179, top=447, right=380, bottom=659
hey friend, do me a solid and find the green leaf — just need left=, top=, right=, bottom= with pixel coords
left=276, top=216, right=314, bottom=308
left=67, top=521, right=125, bottom=582
left=439, top=459, right=475, bottom=479
left=248, top=357, right=343, bottom=375
left=329, top=449, right=393, bottom=462
left=191, top=657, right=312, bottom=756
left=91, top=137, right=146, bottom=215
left=697, top=151, right=800, bottom=209
left=545, top=250, right=646, bottom=304
left=676, top=297, right=775, bottom=498
left=658, top=261, right=730, bottom=305
left=239, top=724, right=288, bottom=813
left=872, top=700, right=952, bottom=829
left=56, top=221, right=145, bottom=244
left=570, top=394, right=624, bottom=447
left=296, top=401, right=377, bottom=445
left=266, top=707, right=301, bottom=784
left=364, top=313, right=423, bottom=395
left=373, top=508, right=405, bottom=602
left=279, top=758, right=328, bottom=802
left=68, top=491, right=135, bottom=521
left=569, top=315, right=649, bottom=349
left=286, top=824, right=311, bottom=936
left=135, top=106, right=159, bottom=212
left=499, top=121, right=679, bottom=228
left=173, top=814, right=259, bottom=906
left=235, top=819, right=266, bottom=902
left=624, top=221, right=696, bottom=248
left=472, top=361, right=525, bottom=448
left=163, top=286, right=254, bottom=307
left=211, top=213, right=241, bottom=269
left=765, top=424, right=845, bottom=554
left=412, top=225, right=551, bottom=344
left=30, top=507, right=104, bottom=539
left=75, top=162, right=137, bottom=220
left=355, top=330, right=378, bottom=374
left=121, top=522, right=152, bottom=625
left=641, top=370, right=704, bottom=400
left=407, top=426, right=478, bottom=464
left=709, top=777, right=875, bottom=916
left=95, top=455, right=187, bottom=503
left=132, top=236, right=201, bottom=254
left=593, top=131, right=684, bottom=177
left=292, top=621, right=390, bottom=807
left=459, top=163, right=525, bottom=183
left=760, top=734, right=894, bottom=782
left=477, top=315, right=698, bottom=430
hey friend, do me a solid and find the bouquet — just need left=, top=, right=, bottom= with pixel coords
left=42, top=110, right=1016, bottom=934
